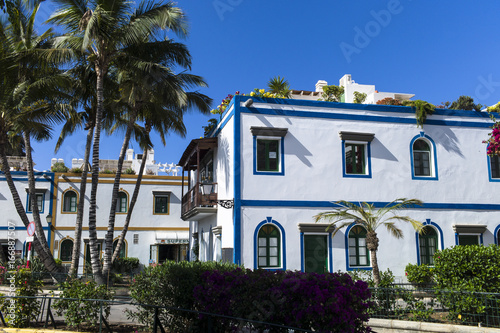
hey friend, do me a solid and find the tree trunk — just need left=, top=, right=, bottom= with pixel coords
left=366, top=230, right=380, bottom=287
left=69, top=125, right=94, bottom=277
left=0, top=135, right=54, bottom=270
left=88, top=65, right=106, bottom=285
left=102, top=109, right=138, bottom=279
left=22, top=131, right=63, bottom=278
left=111, top=148, right=147, bottom=264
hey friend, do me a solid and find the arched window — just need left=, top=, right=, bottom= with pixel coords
left=257, top=225, right=280, bottom=268
left=348, top=225, right=369, bottom=267
left=419, top=226, right=437, bottom=265
left=60, top=239, right=73, bottom=262
left=63, top=190, right=77, bottom=212
left=116, top=192, right=128, bottom=213
left=413, top=139, right=431, bottom=177
left=112, top=239, right=126, bottom=259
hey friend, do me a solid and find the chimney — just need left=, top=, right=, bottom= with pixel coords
left=126, top=149, right=134, bottom=161
left=339, top=74, right=352, bottom=87
left=51, top=158, right=57, bottom=166
left=315, top=80, right=328, bottom=92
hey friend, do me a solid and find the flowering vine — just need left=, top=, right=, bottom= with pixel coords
left=483, top=102, right=500, bottom=156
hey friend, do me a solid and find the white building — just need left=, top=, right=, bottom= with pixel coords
left=179, top=91, right=500, bottom=279
left=290, top=74, right=414, bottom=104
left=0, top=151, right=187, bottom=274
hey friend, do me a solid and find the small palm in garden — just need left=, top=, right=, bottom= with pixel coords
left=314, top=198, right=424, bottom=287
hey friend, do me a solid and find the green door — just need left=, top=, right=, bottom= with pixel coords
left=304, top=235, right=328, bottom=273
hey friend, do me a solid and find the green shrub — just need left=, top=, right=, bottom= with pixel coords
left=128, top=261, right=241, bottom=330
left=51, top=162, right=69, bottom=173
left=123, top=168, right=136, bottom=175
left=433, top=245, right=500, bottom=325
left=100, top=169, right=114, bottom=174
left=53, top=279, right=112, bottom=330
left=69, top=167, right=82, bottom=173
left=348, top=268, right=395, bottom=288
left=0, top=268, right=42, bottom=327
left=405, top=263, right=434, bottom=287
left=112, top=257, right=140, bottom=274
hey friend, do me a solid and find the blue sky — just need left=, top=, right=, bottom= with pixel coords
left=30, top=0, right=500, bottom=171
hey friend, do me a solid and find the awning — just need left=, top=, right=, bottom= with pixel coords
left=155, top=232, right=189, bottom=244
left=452, top=225, right=488, bottom=234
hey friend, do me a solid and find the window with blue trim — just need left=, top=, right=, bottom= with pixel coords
left=419, top=226, right=437, bottom=265
left=490, top=155, right=500, bottom=179
left=348, top=226, right=369, bottom=267
left=257, top=224, right=280, bottom=268
left=27, top=193, right=44, bottom=213
left=413, top=139, right=431, bottom=177
left=257, top=139, right=280, bottom=172
left=345, top=143, right=366, bottom=175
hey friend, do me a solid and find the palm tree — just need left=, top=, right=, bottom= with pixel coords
left=267, top=76, right=291, bottom=98
left=48, top=0, right=189, bottom=284
left=0, top=0, right=69, bottom=278
left=102, top=63, right=211, bottom=278
left=314, top=198, right=424, bottom=287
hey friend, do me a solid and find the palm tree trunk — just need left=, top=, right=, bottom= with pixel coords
left=111, top=148, right=147, bottom=264
left=69, top=125, right=94, bottom=277
left=102, top=110, right=138, bottom=279
left=0, top=134, right=53, bottom=269
left=366, top=230, right=380, bottom=287
left=88, top=67, right=106, bottom=285
left=22, top=131, right=63, bottom=277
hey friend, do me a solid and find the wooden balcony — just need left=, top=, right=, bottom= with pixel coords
left=181, top=183, right=217, bottom=221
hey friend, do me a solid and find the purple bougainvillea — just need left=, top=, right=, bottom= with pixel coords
left=193, top=269, right=372, bottom=333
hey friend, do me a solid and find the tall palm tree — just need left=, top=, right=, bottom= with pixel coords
left=102, top=62, right=211, bottom=278
left=48, top=0, right=189, bottom=284
left=314, top=198, right=424, bottom=287
left=0, top=0, right=70, bottom=278
left=267, top=76, right=291, bottom=98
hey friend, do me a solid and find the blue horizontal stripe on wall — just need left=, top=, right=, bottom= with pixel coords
left=239, top=96, right=497, bottom=119
left=240, top=200, right=500, bottom=211
left=240, top=108, right=492, bottom=129
left=0, top=226, right=49, bottom=230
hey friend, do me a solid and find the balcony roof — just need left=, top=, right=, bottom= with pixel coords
left=178, top=137, right=218, bottom=169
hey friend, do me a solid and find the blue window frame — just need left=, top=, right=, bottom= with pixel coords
left=488, top=154, right=500, bottom=182
left=253, top=217, right=286, bottom=270
left=410, top=133, right=438, bottom=180
left=415, top=220, right=444, bottom=265
left=251, top=127, right=287, bottom=176
left=27, top=193, right=44, bottom=213
left=345, top=223, right=371, bottom=271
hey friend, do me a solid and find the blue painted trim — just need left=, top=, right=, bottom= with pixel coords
left=233, top=95, right=242, bottom=264
left=344, top=223, right=371, bottom=271
left=410, top=132, right=439, bottom=181
left=486, top=146, right=500, bottom=182
left=455, top=233, right=459, bottom=246
left=494, top=225, right=500, bottom=245
left=26, top=192, right=45, bottom=214
left=480, top=234, right=484, bottom=245
left=239, top=96, right=496, bottom=119
left=415, top=219, right=444, bottom=265
left=240, top=200, right=500, bottom=211
left=342, top=140, right=372, bottom=178
left=252, top=136, right=285, bottom=176
left=253, top=217, right=287, bottom=270
left=0, top=226, right=49, bottom=231
left=300, top=232, right=304, bottom=272
left=211, top=109, right=235, bottom=138
left=240, top=106, right=493, bottom=129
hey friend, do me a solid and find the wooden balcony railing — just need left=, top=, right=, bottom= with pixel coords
left=181, top=182, right=217, bottom=216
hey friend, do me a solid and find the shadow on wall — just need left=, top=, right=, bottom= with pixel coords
left=435, top=127, right=464, bottom=158
left=371, top=138, right=398, bottom=162
left=218, top=136, right=231, bottom=193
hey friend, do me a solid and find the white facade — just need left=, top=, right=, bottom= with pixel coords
left=0, top=168, right=188, bottom=274
left=291, top=74, right=414, bottom=104
left=182, top=95, right=500, bottom=280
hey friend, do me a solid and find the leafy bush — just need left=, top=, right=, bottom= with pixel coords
left=347, top=268, right=395, bottom=288
left=433, top=245, right=500, bottom=325
left=99, top=169, right=114, bottom=174
left=405, top=263, right=434, bottom=287
left=123, top=168, right=136, bottom=175
left=376, top=97, right=402, bottom=106
left=128, top=261, right=241, bottom=331
left=0, top=268, right=42, bottom=327
left=353, top=91, right=367, bottom=104
left=51, top=162, right=69, bottom=173
left=53, top=279, right=112, bottom=330
left=69, top=167, right=82, bottom=173
left=195, top=269, right=372, bottom=332
left=112, top=257, right=140, bottom=274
